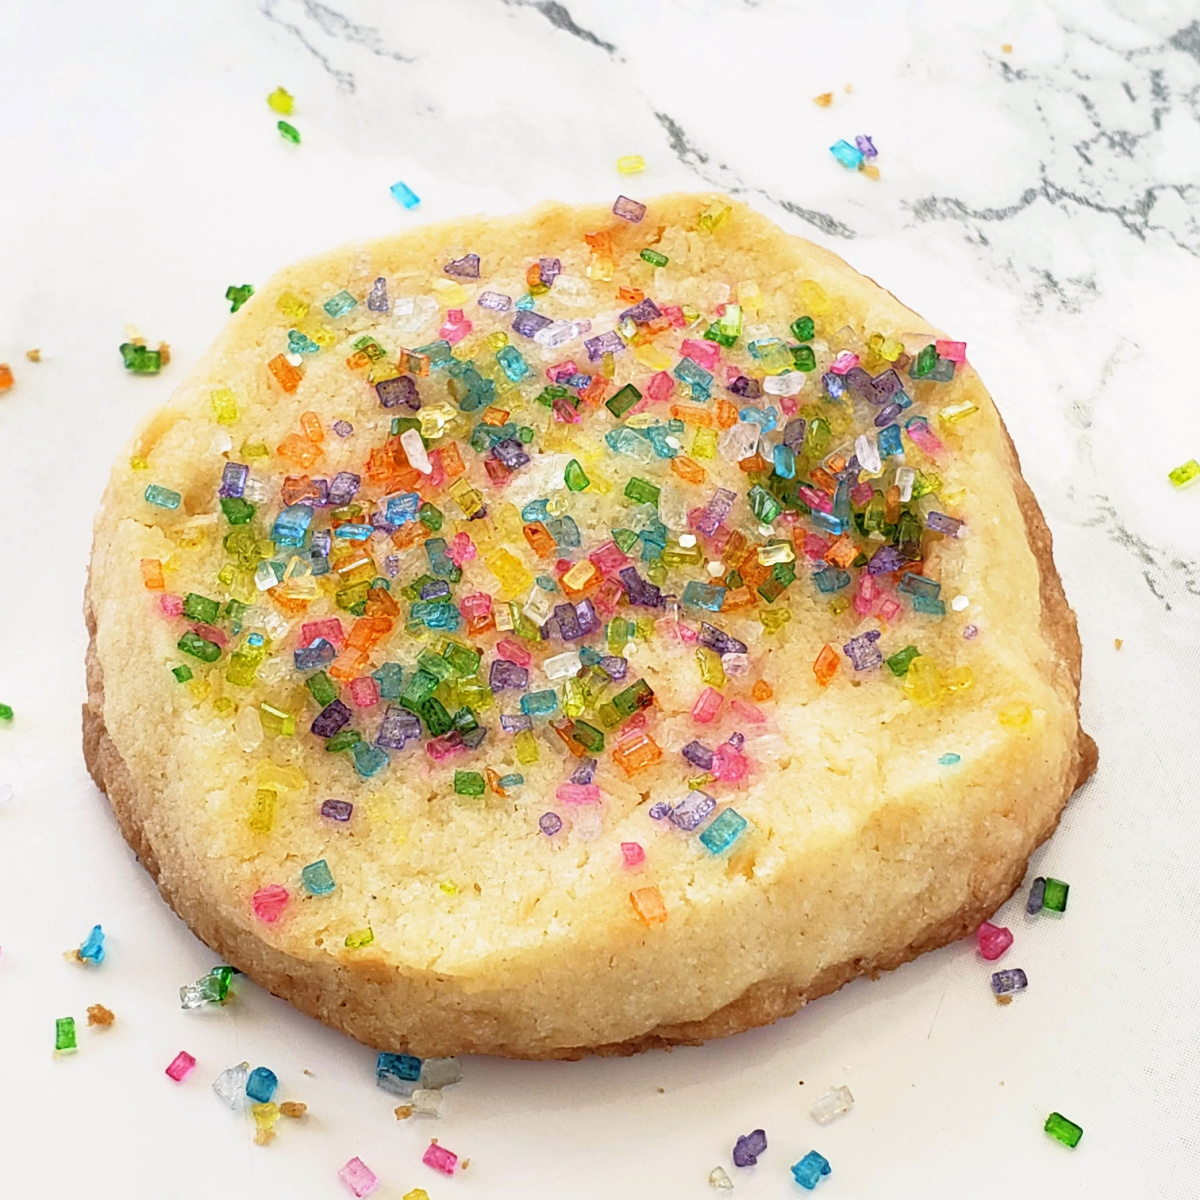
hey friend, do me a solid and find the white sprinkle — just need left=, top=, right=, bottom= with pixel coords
left=951, top=595, right=970, bottom=611
left=706, top=561, right=725, bottom=577
left=400, top=428, right=432, bottom=474
left=285, top=353, right=303, bottom=368
left=679, top=533, right=697, bottom=548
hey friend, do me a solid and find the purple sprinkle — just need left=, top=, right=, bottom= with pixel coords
left=293, top=638, right=335, bottom=671
left=726, top=731, right=745, bottom=750
left=327, top=471, right=361, bottom=507
left=369, top=512, right=397, bottom=536
left=612, top=195, right=646, bottom=223
left=870, top=367, right=903, bottom=402
left=843, top=367, right=875, bottom=399
left=696, top=487, right=737, bottom=537
left=618, top=567, right=664, bottom=609
left=822, top=371, right=845, bottom=399
left=571, top=757, right=598, bottom=785
left=843, top=630, right=883, bottom=671
left=367, top=276, right=389, bottom=313
left=376, top=375, right=420, bottom=410
left=492, top=438, right=530, bottom=470
left=512, top=310, right=553, bottom=339
left=926, top=511, right=964, bottom=537
left=563, top=373, right=592, bottom=390
left=728, top=375, right=762, bottom=399
left=681, top=740, right=714, bottom=770
left=384, top=554, right=400, bottom=577
left=867, top=545, right=904, bottom=576
left=669, top=790, right=716, bottom=831
left=855, top=133, right=878, bottom=159
left=782, top=417, right=807, bottom=452
left=218, top=461, right=248, bottom=499
left=489, top=659, right=529, bottom=691
left=332, top=419, right=354, bottom=438
left=575, top=598, right=599, bottom=636
left=419, top=580, right=451, bottom=601
left=461, top=725, right=487, bottom=750
left=553, top=603, right=582, bottom=641
left=311, top=700, right=351, bottom=739
left=620, top=298, right=662, bottom=325
left=478, top=291, right=512, bottom=312
left=501, top=713, right=534, bottom=733
left=963, top=624, right=979, bottom=640
left=320, top=798, right=353, bottom=822
left=376, top=705, right=421, bottom=750
left=539, top=812, right=563, bottom=836
left=310, top=529, right=332, bottom=558
left=732, top=1129, right=767, bottom=1169
left=444, top=253, right=480, bottom=279
left=698, top=622, right=748, bottom=657
left=300, top=477, right=330, bottom=507
left=599, top=655, right=628, bottom=680
left=539, top=257, right=562, bottom=285
left=584, top=330, right=624, bottom=361
left=874, top=403, right=902, bottom=427
left=648, top=801, right=672, bottom=821
left=991, top=968, right=1028, bottom=996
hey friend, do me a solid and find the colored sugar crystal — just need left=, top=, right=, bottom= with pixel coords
left=991, top=968, right=1028, bottom=996
left=791, top=1150, right=832, bottom=1189
left=172, top=665, right=193, bottom=683
left=339, top=1157, right=380, bottom=1197
left=246, top=1066, right=278, bottom=1104
left=830, top=139, right=864, bottom=168
left=811, top=1084, right=854, bottom=1124
left=267, top=86, right=294, bottom=113
left=352, top=741, right=388, bottom=777
left=670, top=789, right=716, bottom=831
left=630, top=885, right=667, bottom=926
left=886, top=645, right=920, bottom=677
left=323, top=290, right=357, bottom=319
left=732, top=1128, right=767, bottom=1167
left=709, top=1167, right=734, bottom=1190
left=120, top=342, right=162, bottom=373
left=1042, top=877, right=1069, bottom=912
left=301, top=859, right=336, bottom=895
left=1169, top=459, right=1200, bottom=487
left=454, top=770, right=485, bottom=796
left=166, top=1051, right=197, bottom=1082
left=1045, top=1112, right=1083, bottom=1148
left=843, top=630, right=882, bottom=671
left=700, top=808, right=748, bottom=854
left=613, top=194, right=646, bottom=222
left=625, top=476, right=661, bottom=506
left=539, top=812, right=563, bottom=835
left=564, top=458, right=590, bottom=491
left=320, top=798, right=354, bottom=822
left=78, top=924, right=105, bottom=964
left=607, top=382, right=643, bottom=418
left=145, top=484, right=181, bottom=509
left=377, top=1052, right=423, bottom=1095
left=419, top=1056, right=463, bottom=1089
left=422, top=1142, right=458, bottom=1175
left=977, top=921, right=1013, bottom=960
left=213, top=1062, right=250, bottom=1108
left=252, top=885, right=289, bottom=923
left=277, top=119, right=300, bottom=143
left=617, top=154, right=646, bottom=173
left=178, top=631, right=221, bottom=662
left=345, top=927, right=374, bottom=948
left=390, top=180, right=420, bottom=208
left=640, top=247, right=669, bottom=267
left=225, top=284, right=254, bottom=312
left=55, top=1016, right=77, bottom=1052
left=1027, top=877, right=1046, bottom=913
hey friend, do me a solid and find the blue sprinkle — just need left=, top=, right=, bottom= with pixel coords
left=830, top=139, right=864, bottom=169
left=245, top=1067, right=278, bottom=1104
left=939, top=752, right=961, bottom=766
left=389, top=180, right=420, bottom=209
left=78, top=925, right=106, bottom=964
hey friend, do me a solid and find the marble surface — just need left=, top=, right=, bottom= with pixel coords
left=3, top=1, right=1200, bottom=1196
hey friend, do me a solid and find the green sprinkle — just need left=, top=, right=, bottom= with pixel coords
left=624, top=476, right=660, bottom=506
left=639, top=248, right=669, bottom=268
left=325, top=730, right=362, bottom=752
left=171, top=665, right=194, bottom=683
left=177, top=631, right=222, bottom=663
left=606, top=383, right=642, bottom=419
left=225, top=284, right=254, bottom=312
left=517, top=425, right=535, bottom=444
left=1169, top=458, right=1200, bottom=488
left=55, top=1016, right=77, bottom=1053
left=454, top=770, right=486, bottom=796
left=1042, top=877, right=1069, bottom=912
left=886, top=645, right=920, bottom=677
left=182, top=593, right=221, bottom=624
left=790, top=316, right=815, bottom=342
left=791, top=344, right=817, bottom=372
left=1044, top=1112, right=1083, bottom=1148
left=345, top=927, right=374, bottom=949
left=564, top=459, right=590, bottom=492
left=119, top=343, right=162, bottom=374
left=306, top=671, right=338, bottom=706
left=911, top=343, right=938, bottom=378
left=277, top=120, right=301, bottom=144
left=748, top=485, right=782, bottom=523
left=572, top=720, right=605, bottom=753
left=0, top=703, right=12, bottom=721
left=219, top=496, right=255, bottom=524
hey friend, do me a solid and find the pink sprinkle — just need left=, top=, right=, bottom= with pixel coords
left=802, top=533, right=831, bottom=560
left=589, top=540, right=629, bottom=576
left=830, top=350, right=859, bottom=375
left=977, top=921, right=1013, bottom=961
left=439, top=312, right=471, bottom=344
left=660, top=305, right=686, bottom=328
left=692, top=687, right=724, bottom=724
left=850, top=481, right=874, bottom=507
left=448, top=532, right=476, bottom=566
left=338, top=1156, right=380, bottom=1197
left=780, top=394, right=799, bottom=415
left=165, top=1051, right=196, bottom=1082
left=593, top=577, right=624, bottom=615
left=459, top=591, right=493, bottom=618
left=646, top=370, right=675, bottom=403
left=877, top=597, right=903, bottom=622
left=799, top=486, right=833, bottom=514
left=348, top=676, right=380, bottom=708
left=252, top=884, right=290, bottom=924
left=621, top=841, right=645, bottom=867
left=730, top=699, right=766, bottom=724
left=496, top=637, right=532, bottom=667
left=302, top=618, right=344, bottom=646
left=426, top=452, right=447, bottom=490
left=159, top=594, right=184, bottom=617
left=963, top=623, right=979, bottom=640
left=556, top=783, right=600, bottom=805
left=904, top=417, right=943, bottom=457
left=626, top=712, right=647, bottom=731
left=681, top=339, right=720, bottom=370
left=935, top=339, right=967, bottom=363
left=191, top=622, right=228, bottom=646
left=712, top=742, right=750, bottom=782
left=548, top=360, right=578, bottom=382
left=677, top=624, right=697, bottom=643
left=426, top=734, right=465, bottom=762
left=423, top=1142, right=458, bottom=1175
left=854, top=573, right=879, bottom=616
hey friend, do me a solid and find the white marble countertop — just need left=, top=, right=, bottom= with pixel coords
left=2, top=1, right=1199, bottom=1196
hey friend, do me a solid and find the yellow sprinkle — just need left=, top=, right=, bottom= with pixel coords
left=999, top=703, right=1032, bottom=728
left=439, top=880, right=458, bottom=896
left=25, top=348, right=41, bottom=362
left=345, top=928, right=374, bottom=948
left=940, top=400, right=978, bottom=424
left=616, top=154, right=645, bottom=174
left=267, top=87, right=294, bottom=114
left=431, top=277, right=468, bottom=305
left=813, top=92, right=834, bottom=107
left=129, top=455, right=149, bottom=471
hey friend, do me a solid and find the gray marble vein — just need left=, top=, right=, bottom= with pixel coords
left=500, top=0, right=619, bottom=57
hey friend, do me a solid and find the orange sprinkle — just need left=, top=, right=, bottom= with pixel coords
left=618, top=286, right=645, bottom=305
left=720, top=586, right=756, bottom=611
left=825, top=536, right=858, bottom=569
left=612, top=730, right=662, bottom=775
left=738, top=452, right=771, bottom=473
left=670, top=403, right=713, bottom=427
left=0, top=363, right=14, bottom=391
left=630, top=886, right=668, bottom=927
left=813, top=644, right=840, bottom=687
left=1002, top=43, right=1013, bottom=53
left=346, top=616, right=393, bottom=651
left=561, top=559, right=602, bottom=598
left=87, top=1004, right=115, bottom=1027
left=139, top=558, right=165, bottom=591
left=277, top=433, right=322, bottom=468
left=584, top=230, right=613, bottom=255
left=523, top=522, right=556, bottom=558
left=580, top=376, right=608, bottom=406
left=751, top=680, right=773, bottom=702
left=268, top=586, right=309, bottom=616
left=826, top=454, right=846, bottom=474
left=437, top=440, right=465, bottom=480
left=364, top=587, right=400, bottom=618
left=344, top=351, right=371, bottom=370
left=481, top=406, right=511, bottom=427
left=329, top=646, right=369, bottom=682
left=811, top=466, right=838, bottom=495
left=267, top=354, right=303, bottom=392
left=670, top=456, right=706, bottom=485
left=715, top=398, right=739, bottom=429
left=885, top=485, right=901, bottom=524
left=300, top=411, right=323, bottom=442
left=813, top=92, right=834, bottom=107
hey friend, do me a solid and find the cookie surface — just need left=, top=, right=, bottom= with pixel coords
left=85, top=193, right=1095, bottom=1058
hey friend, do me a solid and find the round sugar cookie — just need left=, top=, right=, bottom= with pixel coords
left=85, top=194, right=1096, bottom=1058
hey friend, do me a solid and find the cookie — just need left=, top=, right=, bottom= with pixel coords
left=85, top=193, right=1096, bottom=1058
